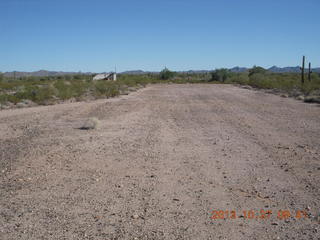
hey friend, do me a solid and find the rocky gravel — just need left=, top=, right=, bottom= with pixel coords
left=0, top=84, right=319, bottom=239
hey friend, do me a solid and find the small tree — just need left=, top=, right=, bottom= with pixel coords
left=210, top=68, right=230, bottom=82
left=0, top=72, right=3, bottom=82
left=160, top=68, right=175, bottom=80
left=248, top=66, right=267, bottom=77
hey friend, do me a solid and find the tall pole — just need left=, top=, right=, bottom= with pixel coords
left=308, top=62, right=312, bottom=82
left=301, top=56, right=305, bottom=85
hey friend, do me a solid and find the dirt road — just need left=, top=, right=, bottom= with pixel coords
left=1, top=84, right=319, bottom=240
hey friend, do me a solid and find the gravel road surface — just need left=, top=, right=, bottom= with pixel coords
left=1, top=84, right=319, bottom=239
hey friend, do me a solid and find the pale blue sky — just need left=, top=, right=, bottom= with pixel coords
left=1, top=0, right=319, bottom=72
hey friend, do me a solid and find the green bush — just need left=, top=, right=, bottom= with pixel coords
left=248, top=66, right=267, bottom=76
left=248, top=73, right=272, bottom=88
left=160, top=68, right=175, bottom=80
left=226, top=73, right=249, bottom=85
left=14, top=85, right=55, bottom=104
left=94, top=81, right=120, bottom=97
left=53, top=79, right=90, bottom=100
left=210, top=69, right=230, bottom=82
left=53, top=80, right=74, bottom=100
left=0, top=94, right=18, bottom=104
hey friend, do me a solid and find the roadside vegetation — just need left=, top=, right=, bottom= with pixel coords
left=210, top=66, right=320, bottom=102
left=1, top=66, right=320, bottom=109
left=0, top=74, right=158, bottom=107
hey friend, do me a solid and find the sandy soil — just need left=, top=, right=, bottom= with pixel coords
left=0, top=84, right=319, bottom=240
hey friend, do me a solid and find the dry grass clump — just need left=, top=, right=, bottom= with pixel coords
left=80, top=117, right=100, bottom=130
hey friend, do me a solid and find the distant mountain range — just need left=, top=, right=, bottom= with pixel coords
left=122, top=66, right=320, bottom=74
left=267, top=66, right=320, bottom=73
left=120, top=70, right=150, bottom=75
left=2, top=66, right=320, bottom=77
left=230, top=66, right=320, bottom=73
left=2, top=70, right=94, bottom=78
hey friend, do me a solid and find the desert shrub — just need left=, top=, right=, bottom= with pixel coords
left=118, top=75, right=140, bottom=87
left=0, top=94, right=6, bottom=103
left=53, top=79, right=89, bottom=100
left=0, top=94, right=21, bottom=104
left=118, top=73, right=159, bottom=86
left=73, top=75, right=82, bottom=80
left=0, top=94, right=12, bottom=103
left=54, top=80, right=74, bottom=100
left=35, top=86, right=55, bottom=103
left=71, top=80, right=90, bottom=97
left=248, top=73, right=272, bottom=88
left=160, top=68, right=175, bottom=80
left=226, top=73, right=249, bottom=84
left=248, top=66, right=267, bottom=76
left=81, top=117, right=100, bottom=130
left=64, top=75, right=72, bottom=81
left=248, top=73, right=288, bottom=89
left=94, top=81, right=120, bottom=97
left=301, top=73, right=320, bottom=94
left=210, top=69, right=230, bottom=82
left=14, top=85, right=55, bottom=103
left=248, top=67, right=278, bottom=89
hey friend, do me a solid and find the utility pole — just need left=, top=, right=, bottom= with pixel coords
left=308, top=62, right=312, bottom=82
left=301, top=56, right=305, bottom=85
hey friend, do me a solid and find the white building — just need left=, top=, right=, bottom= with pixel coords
left=93, top=72, right=117, bottom=81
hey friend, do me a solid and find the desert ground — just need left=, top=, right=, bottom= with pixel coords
left=0, top=84, right=319, bottom=240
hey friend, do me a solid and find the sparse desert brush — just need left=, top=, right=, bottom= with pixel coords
left=226, top=73, right=249, bottom=85
left=0, top=73, right=151, bottom=107
left=14, top=85, right=55, bottom=104
left=94, top=81, right=120, bottom=97
left=222, top=68, right=320, bottom=96
left=1, top=70, right=319, bottom=108
left=54, top=80, right=74, bottom=100
left=53, top=79, right=90, bottom=100
left=81, top=117, right=100, bottom=130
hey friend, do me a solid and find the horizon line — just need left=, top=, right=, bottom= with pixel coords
left=2, top=65, right=320, bottom=74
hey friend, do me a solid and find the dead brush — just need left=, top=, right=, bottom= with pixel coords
left=80, top=117, right=100, bottom=130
